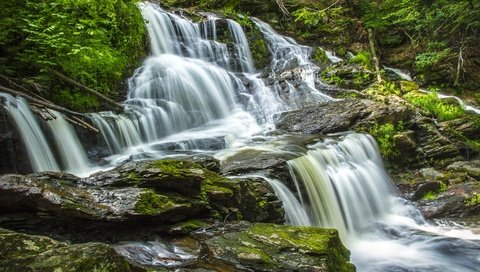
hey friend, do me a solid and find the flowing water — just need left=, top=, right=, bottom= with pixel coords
left=1, top=2, right=479, bottom=271
left=288, top=133, right=480, bottom=272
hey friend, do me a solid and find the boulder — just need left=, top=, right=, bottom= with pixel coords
left=446, top=161, right=480, bottom=180
left=206, top=223, right=355, bottom=272
left=417, top=182, right=480, bottom=219
left=0, top=159, right=284, bottom=227
left=0, top=228, right=144, bottom=272
left=275, top=99, right=409, bottom=135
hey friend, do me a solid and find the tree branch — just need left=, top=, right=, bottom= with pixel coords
left=49, top=69, right=124, bottom=111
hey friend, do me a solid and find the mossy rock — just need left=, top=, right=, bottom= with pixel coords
left=206, top=223, right=355, bottom=272
left=0, top=228, right=144, bottom=272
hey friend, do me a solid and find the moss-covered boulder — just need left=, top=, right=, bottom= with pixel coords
left=0, top=228, right=144, bottom=272
left=206, top=223, right=355, bottom=272
left=0, top=159, right=283, bottom=228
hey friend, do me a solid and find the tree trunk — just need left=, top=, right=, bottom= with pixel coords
left=368, top=28, right=382, bottom=83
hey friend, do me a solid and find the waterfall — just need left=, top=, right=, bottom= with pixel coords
left=384, top=66, right=413, bottom=81
left=286, top=132, right=480, bottom=271
left=45, top=111, right=91, bottom=176
left=287, top=133, right=393, bottom=238
left=0, top=93, right=60, bottom=172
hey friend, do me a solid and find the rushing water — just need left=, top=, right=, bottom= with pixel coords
left=287, top=133, right=480, bottom=272
left=1, top=2, right=479, bottom=271
left=0, top=93, right=60, bottom=172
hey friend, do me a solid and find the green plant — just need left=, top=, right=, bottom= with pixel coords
left=404, top=91, right=464, bottom=121
left=349, top=51, right=372, bottom=69
left=369, top=122, right=403, bottom=159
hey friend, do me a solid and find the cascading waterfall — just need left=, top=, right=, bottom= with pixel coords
left=287, top=133, right=480, bottom=271
left=0, top=93, right=60, bottom=172
left=91, top=2, right=334, bottom=160
left=45, top=111, right=91, bottom=176
left=287, top=133, right=394, bottom=237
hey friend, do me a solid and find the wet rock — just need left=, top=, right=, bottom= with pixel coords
left=0, top=228, right=144, bottom=272
left=0, top=159, right=283, bottom=227
left=417, top=182, right=480, bottom=219
left=221, top=150, right=291, bottom=183
left=275, top=99, right=409, bottom=135
left=206, top=223, right=355, bottom=272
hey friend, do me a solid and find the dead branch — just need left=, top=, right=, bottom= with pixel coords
left=0, top=84, right=85, bottom=118
left=49, top=69, right=124, bottom=111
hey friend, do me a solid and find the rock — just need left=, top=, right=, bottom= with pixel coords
left=220, top=150, right=292, bottom=183
left=0, top=159, right=284, bottom=228
left=411, top=181, right=443, bottom=201
left=446, top=160, right=480, bottom=180
left=417, top=182, right=480, bottom=219
left=0, top=228, right=144, bottom=272
left=275, top=99, right=409, bottom=135
left=206, top=223, right=355, bottom=272
left=419, top=168, right=445, bottom=181
left=320, top=63, right=374, bottom=90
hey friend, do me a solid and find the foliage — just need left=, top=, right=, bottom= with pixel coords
left=292, top=6, right=352, bottom=35
left=348, top=51, right=372, bottom=69
left=369, top=121, right=404, bottom=159
left=0, top=0, right=146, bottom=111
left=404, top=91, right=464, bottom=121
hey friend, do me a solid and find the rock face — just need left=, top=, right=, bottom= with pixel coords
left=275, top=99, right=409, bottom=135
left=207, top=223, right=355, bottom=272
left=0, top=159, right=284, bottom=227
left=0, top=228, right=144, bottom=272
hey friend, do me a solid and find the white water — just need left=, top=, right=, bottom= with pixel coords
left=287, top=133, right=480, bottom=271
left=384, top=66, right=413, bottom=81
left=0, top=93, right=60, bottom=172
left=45, top=111, right=91, bottom=176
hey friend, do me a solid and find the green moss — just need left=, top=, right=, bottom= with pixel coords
left=171, top=219, right=209, bottom=233
left=152, top=160, right=203, bottom=178
left=257, top=199, right=268, bottom=208
left=312, top=47, right=329, bottom=64
left=465, top=195, right=480, bottom=206
left=422, top=182, right=448, bottom=201
left=248, top=29, right=270, bottom=69
left=134, top=190, right=174, bottom=216
left=209, top=223, right=354, bottom=271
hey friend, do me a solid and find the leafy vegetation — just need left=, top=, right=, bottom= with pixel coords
left=404, top=91, right=464, bottom=121
left=369, top=121, right=404, bottom=159
left=0, top=0, right=146, bottom=111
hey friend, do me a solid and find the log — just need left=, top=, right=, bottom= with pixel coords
left=0, top=85, right=85, bottom=118
left=49, top=69, right=124, bottom=110
left=71, top=115, right=99, bottom=133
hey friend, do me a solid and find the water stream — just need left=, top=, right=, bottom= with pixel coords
left=0, top=2, right=479, bottom=271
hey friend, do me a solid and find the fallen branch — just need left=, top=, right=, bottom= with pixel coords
left=71, top=115, right=99, bottom=133
left=0, top=84, right=85, bottom=118
left=49, top=69, right=124, bottom=111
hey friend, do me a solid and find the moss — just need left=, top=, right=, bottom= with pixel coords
left=248, top=29, right=270, bottom=69
left=0, top=229, right=142, bottom=271
left=257, top=199, right=268, bottom=208
left=312, top=47, right=329, bottom=65
left=208, top=223, right=355, bottom=271
left=134, top=190, right=174, bottom=216
left=171, top=219, right=209, bottom=233
left=152, top=160, right=204, bottom=178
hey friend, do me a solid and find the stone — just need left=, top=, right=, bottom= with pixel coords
left=446, top=161, right=480, bottom=180
left=275, top=99, right=409, bottom=135
left=0, top=159, right=284, bottom=228
left=0, top=228, right=145, bottom=272
left=206, top=223, right=355, bottom=272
